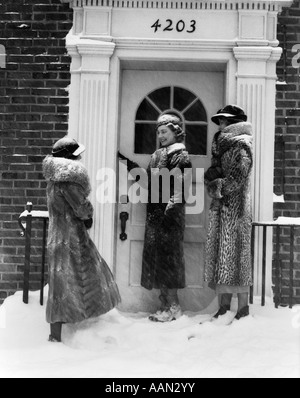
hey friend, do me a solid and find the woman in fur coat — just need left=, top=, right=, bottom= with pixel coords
left=204, top=105, right=253, bottom=320
left=119, top=114, right=192, bottom=322
left=43, top=136, right=121, bottom=342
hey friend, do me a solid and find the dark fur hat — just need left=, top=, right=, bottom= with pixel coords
left=211, top=105, right=247, bottom=125
left=156, top=114, right=186, bottom=142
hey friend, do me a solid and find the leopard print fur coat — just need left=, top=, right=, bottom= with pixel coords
left=204, top=122, right=253, bottom=288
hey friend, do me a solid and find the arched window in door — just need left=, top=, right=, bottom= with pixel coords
left=134, top=86, right=208, bottom=155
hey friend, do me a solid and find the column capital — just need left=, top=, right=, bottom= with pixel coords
left=67, top=38, right=115, bottom=58
left=66, top=36, right=116, bottom=73
left=234, top=46, right=282, bottom=79
left=234, top=46, right=275, bottom=62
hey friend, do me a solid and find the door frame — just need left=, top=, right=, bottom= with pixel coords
left=66, top=4, right=285, bottom=306
left=66, top=37, right=281, bottom=305
left=108, top=50, right=232, bottom=312
left=114, top=66, right=226, bottom=312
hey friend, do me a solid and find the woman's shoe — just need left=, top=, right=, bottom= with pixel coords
left=49, top=322, right=63, bottom=342
left=213, top=305, right=231, bottom=319
left=235, top=305, right=249, bottom=320
left=48, top=335, right=61, bottom=343
left=149, top=304, right=182, bottom=322
left=168, top=304, right=182, bottom=321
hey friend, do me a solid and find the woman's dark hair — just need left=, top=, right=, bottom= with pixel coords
left=64, top=153, right=80, bottom=160
left=226, top=117, right=246, bottom=125
left=166, top=122, right=185, bottom=143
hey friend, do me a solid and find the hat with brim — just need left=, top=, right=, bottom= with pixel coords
left=52, top=136, right=85, bottom=158
left=211, top=105, right=247, bottom=125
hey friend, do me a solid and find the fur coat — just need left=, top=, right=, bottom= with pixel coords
left=140, top=143, right=192, bottom=290
left=204, top=122, right=253, bottom=288
left=43, top=156, right=120, bottom=324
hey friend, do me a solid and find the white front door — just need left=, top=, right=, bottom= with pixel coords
left=116, top=68, right=224, bottom=313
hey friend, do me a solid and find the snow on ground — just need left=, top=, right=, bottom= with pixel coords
left=0, top=288, right=299, bottom=379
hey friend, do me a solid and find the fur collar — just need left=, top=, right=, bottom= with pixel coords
left=167, top=143, right=186, bottom=155
left=43, top=156, right=91, bottom=195
left=217, top=122, right=253, bottom=155
left=151, top=143, right=187, bottom=169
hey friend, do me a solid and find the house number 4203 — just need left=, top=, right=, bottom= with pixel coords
left=151, top=19, right=196, bottom=33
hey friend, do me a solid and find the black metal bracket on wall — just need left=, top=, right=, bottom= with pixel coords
left=275, top=120, right=287, bottom=198
left=251, top=222, right=298, bottom=309
left=18, top=202, right=49, bottom=306
left=277, top=24, right=287, bottom=84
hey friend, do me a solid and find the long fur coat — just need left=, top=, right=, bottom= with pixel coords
left=43, top=156, right=120, bottom=324
left=204, top=122, right=253, bottom=288
left=140, top=143, right=192, bottom=290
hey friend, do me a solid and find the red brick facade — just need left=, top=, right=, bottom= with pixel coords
left=0, top=0, right=299, bottom=305
left=274, top=0, right=300, bottom=305
left=0, top=0, right=73, bottom=303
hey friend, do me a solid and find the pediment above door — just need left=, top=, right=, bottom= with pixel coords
left=62, top=0, right=293, bottom=48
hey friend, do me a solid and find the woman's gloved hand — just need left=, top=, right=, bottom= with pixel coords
left=117, top=151, right=139, bottom=173
left=118, top=151, right=128, bottom=161
left=84, top=218, right=93, bottom=229
left=207, top=178, right=223, bottom=199
left=204, top=166, right=223, bottom=182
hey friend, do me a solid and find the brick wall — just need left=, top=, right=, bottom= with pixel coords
left=274, top=0, right=300, bottom=305
left=0, top=0, right=73, bottom=304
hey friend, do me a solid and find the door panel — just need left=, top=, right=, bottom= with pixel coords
left=116, top=69, right=224, bottom=312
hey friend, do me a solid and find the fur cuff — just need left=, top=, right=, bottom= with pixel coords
left=204, top=166, right=223, bottom=182
left=207, top=178, right=223, bottom=199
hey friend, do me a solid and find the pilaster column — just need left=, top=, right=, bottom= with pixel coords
left=66, top=37, right=116, bottom=263
left=234, top=46, right=282, bottom=297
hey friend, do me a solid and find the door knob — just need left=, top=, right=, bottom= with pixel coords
left=120, top=212, right=129, bottom=241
